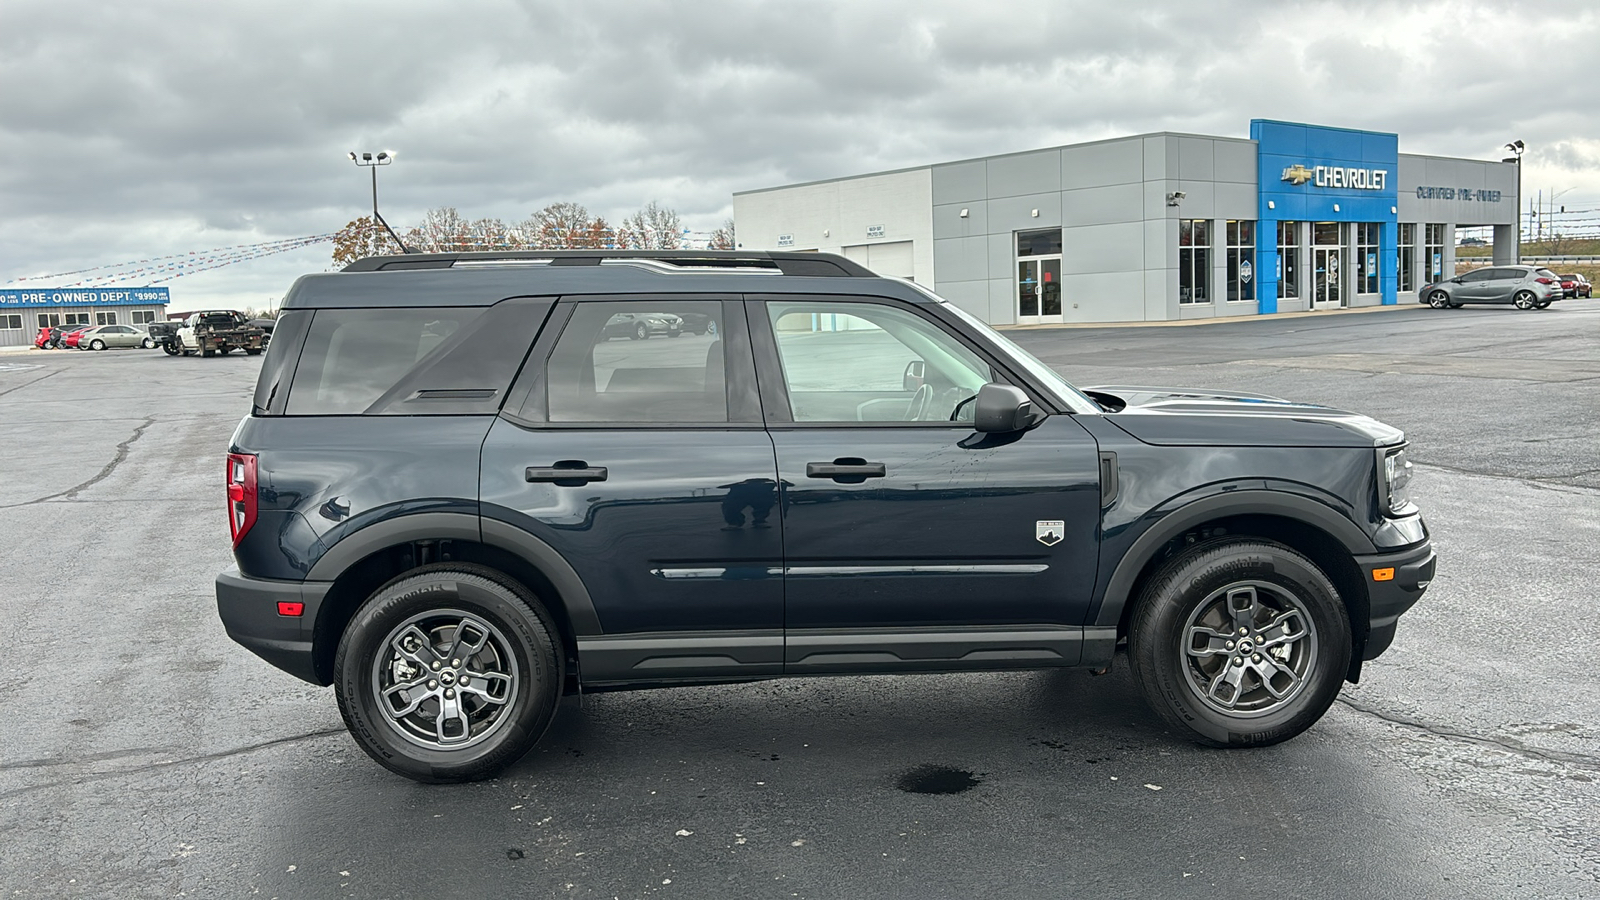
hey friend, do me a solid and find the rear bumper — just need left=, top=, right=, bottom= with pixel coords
left=1353, top=540, right=1436, bottom=660
left=215, top=567, right=332, bottom=685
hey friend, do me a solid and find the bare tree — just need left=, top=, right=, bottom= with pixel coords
left=709, top=218, right=736, bottom=250
left=402, top=207, right=477, bottom=253
left=525, top=202, right=596, bottom=249
left=620, top=201, right=684, bottom=250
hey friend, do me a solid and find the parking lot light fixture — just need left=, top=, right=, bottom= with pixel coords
left=349, top=149, right=408, bottom=253
left=1504, top=140, right=1524, bottom=261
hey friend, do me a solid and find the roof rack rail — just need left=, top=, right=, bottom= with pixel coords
left=341, top=249, right=876, bottom=277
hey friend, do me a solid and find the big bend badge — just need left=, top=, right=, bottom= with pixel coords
left=1036, top=520, right=1064, bottom=546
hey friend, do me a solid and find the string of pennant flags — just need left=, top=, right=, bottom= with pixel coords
left=6, top=234, right=337, bottom=288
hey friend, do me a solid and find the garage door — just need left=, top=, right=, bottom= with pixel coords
left=842, top=241, right=915, bottom=280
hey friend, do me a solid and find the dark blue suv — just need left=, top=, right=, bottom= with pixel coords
left=216, top=251, right=1435, bottom=783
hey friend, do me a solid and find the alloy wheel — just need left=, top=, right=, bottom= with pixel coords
left=1180, top=581, right=1318, bottom=717
left=370, top=608, right=520, bottom=750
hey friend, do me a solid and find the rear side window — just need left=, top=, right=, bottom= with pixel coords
left=285, top=298, right=551, bottom=415
left=545, top=300, right=726, bottom=423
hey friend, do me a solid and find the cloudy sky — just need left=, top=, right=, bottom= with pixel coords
left=3, top=0, right=1598, bottom=308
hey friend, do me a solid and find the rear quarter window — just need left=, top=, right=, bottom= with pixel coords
left=283, top=298, right=551, bottom=416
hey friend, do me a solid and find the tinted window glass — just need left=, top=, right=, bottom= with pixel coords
left=1536, top=269, right=1559, bottom=279
left=253, top=310, right=312, bottom=414
left=288, top=308, right=480, bottom=414
left=546, top=301, right=726, bottom=423
left=1459, top=269, right=1494, bottom=283
left=767, top=301, right=993, bottom=423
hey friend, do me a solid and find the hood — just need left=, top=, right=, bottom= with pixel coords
left=1082, top=385, right=1404, bottom=448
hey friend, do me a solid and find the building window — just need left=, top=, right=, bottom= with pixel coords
left=1278, top=221, right=1300, bottom=300
left=95, top=311, right=118, bottom=325
left=0, top=314, right=21, bottom=330
left=1225, top=220, right=1256, bottom=302
left=1397, top=224, right=1416, bottom=293
left=64, top=313, right=91, bottom=325
left=1424, top=224, right=1446, bottom=283
left=1355, top=223, right=1380, bottom=294
left=1179, top=219, right=1211, bottom=304
left=37, top=313, right=61, bottom=328
left=132, top=310, right=157, bottom=325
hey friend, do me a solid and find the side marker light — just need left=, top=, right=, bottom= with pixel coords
left=1372, top=568, right=1395, bottom=582
left=277, top=601, right=305, bottom=617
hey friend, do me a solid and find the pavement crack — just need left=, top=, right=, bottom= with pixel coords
left=0, top=728, right=347, bottom=800
left=0, top=368, right=58, bottom=398
left=1336, top=695, right=1600, bottom=771
left=0, top=415, right=155, bottom=509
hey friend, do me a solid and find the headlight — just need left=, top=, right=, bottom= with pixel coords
left=1380, top=445, right=1414, bottom=515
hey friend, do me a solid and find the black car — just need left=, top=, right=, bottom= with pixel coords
left=217, top=250, right=1434, bottom=783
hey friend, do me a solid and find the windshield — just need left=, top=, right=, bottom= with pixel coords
left=896, top=281, right=1101, bottom=414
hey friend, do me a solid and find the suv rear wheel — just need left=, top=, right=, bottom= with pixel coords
left=1128, top=538, right=1351, bottom=747
left=333, top=563, right=563, bottom=783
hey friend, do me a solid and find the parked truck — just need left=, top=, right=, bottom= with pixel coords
left=171, top=310, right=266, bottom=357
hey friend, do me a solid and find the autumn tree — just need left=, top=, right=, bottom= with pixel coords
left=522, top=202, right=596, bottom=248
left=710, top=218, right=736, bottom=250
left=331, top=216, right=402, bottom=265
left=620, top=201, right=684, bottom=250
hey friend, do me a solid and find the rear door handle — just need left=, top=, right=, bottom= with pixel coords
left=526, top=461, right=608, bottom=486
left=805, top=459, right=887, bottom=482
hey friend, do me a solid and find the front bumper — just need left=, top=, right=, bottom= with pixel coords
left=1352, top=539, right=1436, bottom=660
left=215, top=567, right=332, bottom=685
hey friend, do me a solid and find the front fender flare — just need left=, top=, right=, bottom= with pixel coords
left=1093, top=489, right=1376, bottom=629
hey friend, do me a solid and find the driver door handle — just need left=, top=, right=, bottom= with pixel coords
left=526, top=461, right=608, bottom=485
left=806, top=459, right=886, bottom=481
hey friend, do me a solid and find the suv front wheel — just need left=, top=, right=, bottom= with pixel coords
left=333, top=563, right=563, bottom=783
left=1129, top=539, right=1351, bottom=747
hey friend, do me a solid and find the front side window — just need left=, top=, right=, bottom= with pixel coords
left=1225, top=220, right=1256, bottom=302
left=766, top=301, right=993, bottom=423
left=546, top=301, right=726, bottom=423
left=1179, top=219, right=1211, bottom=304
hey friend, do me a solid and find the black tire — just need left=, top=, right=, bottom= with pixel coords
left=90, top=339, right=106, bottom=351
left=635, top=323, right=649, bottom=341
left=165, top=340, right=182, bottom=356
left=1128, top=538, right=1351, bottom=748
left=219, top=346, right=231, bottom=355
left=1535, top=299, right=1552, bottom=309
left=245, top=347, right=262, bottom=356
left=1513, top=291, right=1536, bottom=310
left=1427, top=291, right=1449, bottom=309
left=334, top=563, right=563, bottom=783
left=141, top=337, right=154, bottom=349
left=668, top=329, right=681, bottom=338
left=1446, top=299, right=1463, bottom=308
left=201, top=340, right=215, bottom=358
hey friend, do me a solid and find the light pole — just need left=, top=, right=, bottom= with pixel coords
left=1503, top=140, right=1523, bottom=262
left=348, top=150, right=408, bottom=253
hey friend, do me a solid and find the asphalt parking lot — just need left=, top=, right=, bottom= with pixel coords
left=1, top=299, right=1597, bottom=899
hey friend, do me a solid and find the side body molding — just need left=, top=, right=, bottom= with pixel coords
left=1092, top=489, right=1377, bottom=629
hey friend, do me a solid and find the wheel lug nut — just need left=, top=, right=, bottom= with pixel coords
left=1225, top=641, right=1235, bottom=650
left=1232, top=657, right=1243, bottom=666
left=1238, top=627, right=1248, bottom=635
left=452, top=658, right=461, bottom=668
left=427, top=679, right=438, bottom=689
left=431, top=661, right=441, bottom=671
left=444, top=688, right=455, bottom=699
left=1253, top=654, right=1262, bottom=663
left=459, top=675, right=470, bottom=686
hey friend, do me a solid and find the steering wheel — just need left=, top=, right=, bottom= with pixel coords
left=904, top=384, right=934, bottom=421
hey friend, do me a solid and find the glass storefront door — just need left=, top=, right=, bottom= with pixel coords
left=1017, top=257, right=1063, bottom=325
left=1311, top=222, right=1343, bottom=309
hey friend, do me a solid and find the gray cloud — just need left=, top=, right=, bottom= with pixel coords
left=3, top=0, right=1598, bottom=304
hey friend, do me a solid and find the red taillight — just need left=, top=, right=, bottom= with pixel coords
left=226, top=452, right=258, bottom=548
left=1536, top=277, right=1554, bottom=285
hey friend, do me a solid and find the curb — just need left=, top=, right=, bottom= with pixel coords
left=996, top=302, right=1418, bottom=331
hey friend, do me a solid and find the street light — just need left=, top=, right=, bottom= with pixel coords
left=1503, top=140, right=1524, bottom=261
left=348, top=150, right=408, bottom=253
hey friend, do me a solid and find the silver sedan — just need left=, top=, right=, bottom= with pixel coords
left=76, top=324, right=156, bottom=350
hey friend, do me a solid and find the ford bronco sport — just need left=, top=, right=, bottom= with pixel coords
left=216, top=250, right=1435, bottom=783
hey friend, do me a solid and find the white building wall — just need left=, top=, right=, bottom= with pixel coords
left=732, top=168, right=935, bottom=285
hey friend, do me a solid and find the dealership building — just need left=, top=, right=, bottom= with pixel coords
left=0, top=287, right=171, bottom=347
left=733, top=120, right=1519, bottom=325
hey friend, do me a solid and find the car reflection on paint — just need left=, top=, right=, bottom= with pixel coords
left=601, top=311, right=683, bottom=340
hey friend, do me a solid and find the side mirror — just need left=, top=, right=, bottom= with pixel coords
left=974, top=383, right=1044, bottom=433
left=902, top=360, right=925, bottom=392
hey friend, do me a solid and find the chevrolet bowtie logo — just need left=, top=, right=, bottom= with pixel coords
left=1281, top=164, right=1314, bottom=186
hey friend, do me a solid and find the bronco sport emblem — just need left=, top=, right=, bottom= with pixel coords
left=1036, top=520, right=1064, bottom=546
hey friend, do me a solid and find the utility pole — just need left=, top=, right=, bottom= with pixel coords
left=348, top=151, right=409, bottom=253
left=1503, top=140, right=1523, bottom=262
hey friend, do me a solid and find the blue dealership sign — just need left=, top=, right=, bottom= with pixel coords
left=0, top=287, right=170, bottom=307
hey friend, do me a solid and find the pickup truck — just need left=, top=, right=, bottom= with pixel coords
left=174, top=311, right=266, bottom=357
